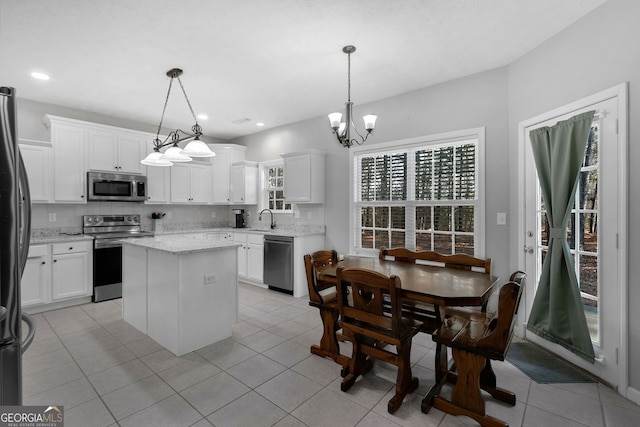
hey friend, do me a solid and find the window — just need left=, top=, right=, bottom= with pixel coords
left=261, top=160, right=292, bottom=212
left=351, top=129, right=484, bottom=256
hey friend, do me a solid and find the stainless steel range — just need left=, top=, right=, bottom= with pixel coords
left=83, top=214, right=153, bottom=302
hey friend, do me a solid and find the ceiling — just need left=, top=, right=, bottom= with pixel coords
left=0, top=0, right=606, bottom=140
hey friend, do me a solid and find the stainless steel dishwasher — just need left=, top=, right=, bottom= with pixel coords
left=263, top=235, right=294, bottom=295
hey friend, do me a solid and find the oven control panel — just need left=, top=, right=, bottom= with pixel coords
left=83, top=215, right=141, bottom=227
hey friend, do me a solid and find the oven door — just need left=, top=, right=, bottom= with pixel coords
left=93, top=239, right=122, bottom=302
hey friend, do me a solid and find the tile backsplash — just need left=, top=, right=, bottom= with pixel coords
left=30, top=203, right=325, bottom=235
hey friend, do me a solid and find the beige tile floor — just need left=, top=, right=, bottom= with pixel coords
left=21, top=282, right=640, bottom=427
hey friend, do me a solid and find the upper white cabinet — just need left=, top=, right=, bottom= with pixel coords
left=145, top=139, right=170, bottom=204
left=230, top=161, right=258, bottom=204
left=170, top=162, right=213, bottom=204
left=19, top=139, right=53, bottom=203
left=210, top=144, right=246, bottom=204
left=44, top=117, right=87, bottom=203
left=88, top=130, right=145, bottom=174
left=282, top=149, right=325, bottom=203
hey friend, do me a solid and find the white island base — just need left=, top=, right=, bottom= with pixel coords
left=122, top=238, right=238, bottom=356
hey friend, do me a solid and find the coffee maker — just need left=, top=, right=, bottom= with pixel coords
left=233, top=209, right=245, bottom=228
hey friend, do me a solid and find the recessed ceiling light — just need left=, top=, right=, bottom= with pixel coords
left=256, top=122, right=265, bottom=127
left=197, top=114, right=208, bottom=120
left=31, top=72, right=50, bottom=80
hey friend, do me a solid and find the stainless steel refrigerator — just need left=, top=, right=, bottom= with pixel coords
left=1, top=86, right=35, bottom=405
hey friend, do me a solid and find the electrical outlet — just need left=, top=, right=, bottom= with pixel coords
left=204, top=273, right=217, bottom=284
left=166, top=211, right=172, bottom=219
left=48, top=213, right=56, bottom=222
left=211, top=211, right=216, bottom=218
left=307, top=211, right=312, bottom=219
left=294, top=210, right=300, bottom=219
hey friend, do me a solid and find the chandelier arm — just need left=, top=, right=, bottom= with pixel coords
left=155, top=77, right=174, bottom=142
left=176, top=75, right=199, bottom=127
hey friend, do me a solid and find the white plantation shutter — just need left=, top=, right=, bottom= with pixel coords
left=352, top=131, right=483, bottom=256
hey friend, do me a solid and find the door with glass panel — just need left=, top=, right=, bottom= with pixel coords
left=522, top=92, right=624, bottom=387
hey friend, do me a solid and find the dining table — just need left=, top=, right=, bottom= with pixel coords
left=315, top=254, right=500, bottom=413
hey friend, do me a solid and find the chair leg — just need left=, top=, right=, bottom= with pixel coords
left=310, top=307, right=350, bottom=374
left=387, top=339, right=419, bottom=414
left=341, top=339, right=369, bottom=392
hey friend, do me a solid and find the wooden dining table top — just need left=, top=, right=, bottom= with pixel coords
left=316, top=255, right=500, bottom=308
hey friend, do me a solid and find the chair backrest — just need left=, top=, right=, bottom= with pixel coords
left=379, top=247, right=491, bottom=275
left=335, top=266, right=404, bottom=341
left=477, top=273, right=525, bottom=357
left=304, top=250, right=339, bottom=305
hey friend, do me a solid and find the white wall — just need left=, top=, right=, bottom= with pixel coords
left=231, top=66, right=511, bottom=279
left=507, top=0, right=640, bottom=392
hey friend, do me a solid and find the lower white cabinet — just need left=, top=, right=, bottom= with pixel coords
left=232, top=232, right=264, bottom=283
left=22, top=245, right=50, bottom=307
left=22, top=241, right=93, bottom=309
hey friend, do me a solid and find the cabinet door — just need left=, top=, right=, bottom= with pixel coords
left=212, top=149, right=231, bottom=203
left=117, top=135, right=145, bottom=174
left=53, top=124, right=86, bottom=203
left=283, top=154, right=311, bottom=202
left=88, top=130, right=118, bottom=172
left=189, top=163, right=213, bottom=204
left=247, top=243, right=264, bottom=282
left=21, top=246, right=49, bottom=307
left=170, top=163, right=191, bottom=203
left=19, top=143, right=52, bottom=203
left=230, top=164, right=246, bottom=203
left=52, top=251, right=90, bottom=300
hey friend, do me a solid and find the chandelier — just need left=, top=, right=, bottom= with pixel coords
left=141, top=68, right=215, bottom=167
left=328, top=46, right=377, bottom=148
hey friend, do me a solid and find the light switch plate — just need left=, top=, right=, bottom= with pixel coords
left=48, top=213, right=56, bottom=222
left=497, top=212, right=507, bottom=225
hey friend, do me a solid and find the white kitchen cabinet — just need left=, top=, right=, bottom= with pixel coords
left=210, top=144, right=246, bottom=204
left=88, top=130, right=145, bottom=174
left=230, top=161, right=258, bottom=204
left=22, top=241, right=93, bottom=311
left=45, top=117, right=87, bottom=203
left=282, top=150, right=325, bottom=203
left=18, top=139, right=53, bottom=203
left=144, top=139, right=171, bottom=204
left=21, top=245, right=50, bottom=307
left=170, top=162, right=213, bottom=204
left=232, top=232, right=263, bottom=283
left=51, top=241, right=92, bottom=301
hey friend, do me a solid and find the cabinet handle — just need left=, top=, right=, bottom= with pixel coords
left=81, top=195, right=85, bottom=198
left=69, top=247, right=73, bottom=250
left=41, top=261, right=46, bottom=265
left=53, top=259, right=57, bottom=263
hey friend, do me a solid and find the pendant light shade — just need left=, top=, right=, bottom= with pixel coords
left=161, top=145, right=193, bottom=162
left=141, top=151, right=173, bottom=167
left=181, top=137, right=216, bottom=157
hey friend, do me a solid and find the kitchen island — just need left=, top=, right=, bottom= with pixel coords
left=121, top=235, right=240, bottom=356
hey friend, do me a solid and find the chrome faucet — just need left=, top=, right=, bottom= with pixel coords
left=259, top=209, right=276, bottom=229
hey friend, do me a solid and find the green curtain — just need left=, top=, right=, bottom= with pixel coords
left=527, top=110, right=596, bottom=362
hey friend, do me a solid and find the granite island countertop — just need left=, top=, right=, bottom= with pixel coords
left=120, top=235, right=240, bottom=255
left=156, top=225, right=325, bottom=238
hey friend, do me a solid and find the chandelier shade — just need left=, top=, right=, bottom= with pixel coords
left=328, top=46, right=377, bottom=148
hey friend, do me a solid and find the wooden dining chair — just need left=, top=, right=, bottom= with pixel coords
left=336, top=266, right=423, bottom=414
left=304, top=250, right=350, bottom=374
left=427, top=273, right=525, bottom=427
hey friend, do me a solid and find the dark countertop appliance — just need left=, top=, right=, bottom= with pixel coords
left=233, top=209, right=245, bottom=228
left=83, top=214, right=153, bottom=302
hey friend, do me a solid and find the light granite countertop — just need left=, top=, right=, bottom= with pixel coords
left=30, top=234, right=94, bottom=245
left=120, top=235, right=241, bottom=255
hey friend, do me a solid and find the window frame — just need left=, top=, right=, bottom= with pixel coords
left=259, top=159, right=293, bottom=213
left=349, top=128, right=486, bottom=257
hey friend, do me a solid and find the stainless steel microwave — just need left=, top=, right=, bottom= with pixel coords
left=87, top=171, right=147, bottom=202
